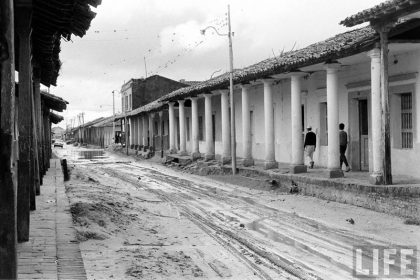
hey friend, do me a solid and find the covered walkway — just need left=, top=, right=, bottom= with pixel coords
left=17, top=159, right=86, bottom=280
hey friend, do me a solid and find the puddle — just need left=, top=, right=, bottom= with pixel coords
left=78, top=149, right=108, bottom=160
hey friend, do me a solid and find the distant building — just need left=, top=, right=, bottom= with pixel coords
left=120, top=75, right=189, bottom=113
left=51, top=126, right=65, bottom=139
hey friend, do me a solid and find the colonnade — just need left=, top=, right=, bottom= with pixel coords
left=161, top=67, right=344, bottom=178
left=128, top=59, right=385, bottom=182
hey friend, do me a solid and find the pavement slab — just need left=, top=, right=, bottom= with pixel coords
left=17, top=159, right=87, bottom=280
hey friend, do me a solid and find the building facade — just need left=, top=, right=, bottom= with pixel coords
left=120, top=75, right=189, bottom=113
left=124, top=15, right=420, bottom=183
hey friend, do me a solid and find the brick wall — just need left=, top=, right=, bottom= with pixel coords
left=131, top=75, right=188, bottom=109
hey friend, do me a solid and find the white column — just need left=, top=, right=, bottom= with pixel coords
left=290, top=73, right=307, bottom=173
left=325, top=63, right=343, bottom=177
left=142, top=115, right=148, bottom=147
left=263, top=79, right=277, bottom=169
left=129, top=118, right=133, bottom=148
left=136, top=117, right=140, bottom=145
left=137, top=118, right=141, bottom=145
left=132, top=118, right=137, bottom=145
left=178, top=100, right=187, bottom=155
left=190, top=97, right=200, bottom=159
left=241, top=84, right=253, bottom=166
left=137, top=116, right=142, bottom=146
left=220, top=90, right=231, bottom=163
left=168, top=102, right=176, bottom=153
left=149, top=113, right=154, bottom=148
left=158, top=111, right=163, bottom=152
left=204, top=94, right=215, bottom=160
left=369, top=48, right=384, bottom=184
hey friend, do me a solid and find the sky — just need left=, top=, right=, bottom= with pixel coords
left=50, top=0, right=386, bottom=128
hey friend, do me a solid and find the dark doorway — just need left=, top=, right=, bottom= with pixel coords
left=212, top=114, right=216, bottom=142
left=359, top=99, right=369, bottom=171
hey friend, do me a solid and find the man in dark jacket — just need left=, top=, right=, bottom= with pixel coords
left=339, top=123, right=351, bottom=172
left=304, top=126, right=316, bottom=168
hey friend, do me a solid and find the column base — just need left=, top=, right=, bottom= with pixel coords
left=204, top=154, right=215, bottom=161
left=179, top=150, right=189, bottom=156
left=169, top=148, right=177, bottom=154
left=264, top=160, right=278, bottom=170
left=369, top=172, right=384, bottom=185
left=191, top=152, right=201, bottom=161
left=221, top=156, right=231, bottom=165
left=242, top=158, right=254, bottom=167
left=328, top=168, right=344, bottom=178
left=290, top=164, right=307, bottom=174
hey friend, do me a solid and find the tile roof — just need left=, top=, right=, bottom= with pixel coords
left=82, top=117, right=105, bottom=128
left=121, top=18, right=420, bottom=116
left=92, top=115, right=117, bottom=127
left=41, top=91, right=69, bottom=112
left=32, top=0, right=101, bottom=86
left=340, top=0, right=420, bottom=27
left=159, top=24, right=380, bottom=103
left=123, top=98, right=165, bottom=118
left=49, top=111, right=64, bottom=124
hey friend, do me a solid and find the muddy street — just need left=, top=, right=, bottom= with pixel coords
left=57, top=146, right=420, bottom=280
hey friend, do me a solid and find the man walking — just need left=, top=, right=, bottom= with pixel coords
left=304, top=126, right=316, bottom=169
left=339, top=123, right=351, bottom=172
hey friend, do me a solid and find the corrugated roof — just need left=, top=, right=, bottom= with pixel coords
left=340, top=0, right=420, bottom=27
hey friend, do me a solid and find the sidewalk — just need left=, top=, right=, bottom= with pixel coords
left=17, top=159, right=86, bottom=280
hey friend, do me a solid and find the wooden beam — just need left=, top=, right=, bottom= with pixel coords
left=16, top=6, right=33, bottom=241
left=373, top=22, right=395, bottom=185
left=380, top=27, right=392, bottom=185
left=0, top=0, right=18, bottom=278
left=42, top=103, right=49, bottom=172
left=33, top=74, right=44, bottom=184
left=31, top=77, right=40, bottom=196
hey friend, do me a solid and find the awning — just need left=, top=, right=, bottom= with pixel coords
left=41, top=91, right=68, bottom=112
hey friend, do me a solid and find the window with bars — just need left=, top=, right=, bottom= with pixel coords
left=401, top=93, right=413, bottom=149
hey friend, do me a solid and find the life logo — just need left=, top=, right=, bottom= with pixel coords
left=353, top=246, right=417, bottom=278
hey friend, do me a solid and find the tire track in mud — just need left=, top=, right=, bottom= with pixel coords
left=132, top=164, right=398, bottom=246
left=95, top=165, right=280, bottom=280
left=107, top=162, right=405, bottom=279
left=97, top=164, right=321, bottom=280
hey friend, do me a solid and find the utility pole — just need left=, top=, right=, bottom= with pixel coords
left=144, top=56, right=148, bottom=78
left=77, top=114, right=81, bottom=142
left=112, top=90, right=116, bottom=144
left=125, top=113, right=129, bottom=155
left=227, top=4, right=236, bottom=175
left=81, top=112, right=85, bottom=145
left=200, top=5, right=236, bottom=175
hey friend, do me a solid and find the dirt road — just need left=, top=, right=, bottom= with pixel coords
left=56, top=146, right=420, bottom=280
